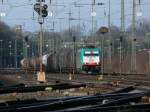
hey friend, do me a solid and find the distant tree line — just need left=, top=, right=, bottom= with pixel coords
left=0, top=18, right=150, bottom=68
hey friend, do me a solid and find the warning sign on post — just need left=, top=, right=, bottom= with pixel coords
left=99, top=26, right=109, bottom=34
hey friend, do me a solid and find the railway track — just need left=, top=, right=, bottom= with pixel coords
left=1, top=69, right=150, bottom=111
left=1, top=68, right=150, bottom=92
left=104, top=74, right=150, bottom=86
left=0, top=68, right=149, bottom=87
left=0, top=87, right=149, bottom=112
left=44, top=72, right=150, bottom=93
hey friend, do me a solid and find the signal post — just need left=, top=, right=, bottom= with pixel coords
left=98, top=26, right=109, bottom=80
left=34, top=0, right=48, bottom=82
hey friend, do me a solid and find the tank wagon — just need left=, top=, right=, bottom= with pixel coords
left=20, top=54, right=49, bottom=71
left=20, top=48, right=73, bottom=72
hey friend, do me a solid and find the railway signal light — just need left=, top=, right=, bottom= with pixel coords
left=34, top=3, right=48, bottom=17
left=24, top=36, right=28, bottom=42
left=133, top=38, right=136, bottom=42
left=73, top=36, right=76, bottom=42
left=41, top=4, right=48, bottom=17
left=97, top=3, right=104, bottom=5
left=120, top=36, right=123, bottom=42
left=110, top=42, right=112, bottom=46
left=34, top=3, right=40, bottom=14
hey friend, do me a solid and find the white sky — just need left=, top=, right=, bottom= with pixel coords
left=0, top=0, right=149, bottom=33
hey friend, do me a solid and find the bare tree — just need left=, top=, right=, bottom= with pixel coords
left=0, top=21, right=16, bottom=41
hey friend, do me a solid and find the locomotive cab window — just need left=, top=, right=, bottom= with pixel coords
left=84, top=51, right=99, bottom=56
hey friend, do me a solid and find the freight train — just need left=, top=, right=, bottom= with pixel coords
left=20, top=47, right=101, bottom=74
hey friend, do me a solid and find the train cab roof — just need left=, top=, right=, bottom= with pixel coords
left=83, top=45, right=96, bottom=48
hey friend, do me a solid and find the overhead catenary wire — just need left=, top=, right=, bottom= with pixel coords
left=0, top=0, right=149, bottom=33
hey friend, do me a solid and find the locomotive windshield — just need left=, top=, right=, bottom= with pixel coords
left=84, top=51, right=99, bottom=56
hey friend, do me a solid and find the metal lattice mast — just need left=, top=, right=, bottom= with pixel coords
left=108, top=0, right=112, bottom=72
left=131, top=0, right=136, bottom=72
left=91, top=0, right=95, bottom=34
left=119, top=0, right=125, bottom=75
left=121, top=0, right=125, bottom=32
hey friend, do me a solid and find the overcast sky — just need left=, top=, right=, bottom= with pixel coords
left=0, top=0, right=149, bottom=33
